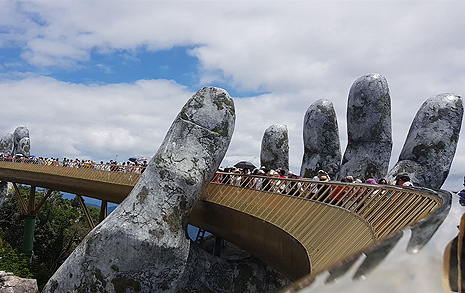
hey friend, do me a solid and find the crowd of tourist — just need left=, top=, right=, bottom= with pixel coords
left=218, top=166, right=412, bottom=187
left=215, top=165, right=414, bottom=205
left=0, top=153, right=148, bottom=174
left=0, top=151, right=414, bottom=192
left=216, top=166, right=302, bottom=194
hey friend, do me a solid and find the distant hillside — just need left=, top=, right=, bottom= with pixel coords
left=85, top=201, right=117, bottom=214
left=62, top=192, right=118, bottom=215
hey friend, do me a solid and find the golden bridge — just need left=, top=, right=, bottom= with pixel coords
left=0, top=159, right=444, bottom=286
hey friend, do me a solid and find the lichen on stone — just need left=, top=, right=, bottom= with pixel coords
left=111, top=277, right=141, bottom=293
left=136, top=186, right=149, bottom=203
left=93, top=268, right=107, bottom=289
left=213, top=91, right=234, bottom=111
left=49, top=280, right=58, bottom=293
left=212, top=121, right=230, bottom=137
left=162, top=206, right=185, bottom=232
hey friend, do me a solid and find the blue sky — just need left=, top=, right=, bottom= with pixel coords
left=0, top=42, right=263, bottom=97
left=48, top=47, right=201, bottom=87
left=1, top=1, right=465, bottom=190
left=3, top=46, right=196, bottom=89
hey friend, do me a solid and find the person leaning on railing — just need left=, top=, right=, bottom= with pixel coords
left=261, top=168, right=273, bottom=192
left=286, top=172, right=302, bottom=196
left=330, top=178, right=350, bottom=204
left=395, top=174, right=414, bottom=187
left=253, top=169, right=265, bottom=190
left=309, top=170, right=330, bottom=197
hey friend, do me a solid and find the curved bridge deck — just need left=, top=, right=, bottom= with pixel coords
left=0, top=160, right=443, bottom=281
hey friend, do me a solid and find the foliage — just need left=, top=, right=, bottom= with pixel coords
left=0, top=236, right=32, bottom=278
left=0, top=185, right=102, bottom=290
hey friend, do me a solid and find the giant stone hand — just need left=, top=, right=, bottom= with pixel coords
left=0, top=131, right=13, bottom=154
left=44, top=87, right=238, bottom=292
left=44, top=87, right=288, bottom=292
left=301, top=73, right=463, bottom=189
left=12, top=126, right=30, bottom=157
left=300, top=73, right=463, bottom=284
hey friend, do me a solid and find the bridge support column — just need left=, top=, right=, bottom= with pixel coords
left=76, top=195, right=95, bottom=229
left=213, top=236, right=223, bottom=256
left=22, top=215, right=36, bottom=258
left=11, top=183, right=54, bottom=258
left=99, top=200, right=108, bottom=222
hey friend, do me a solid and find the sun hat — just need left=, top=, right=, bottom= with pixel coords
left=365, top=178, right=377, bottom=184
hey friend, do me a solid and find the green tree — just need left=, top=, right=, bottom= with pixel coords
left=0, top=185, right=102, bottom=290
left=0, top=236, right=32, bottom=278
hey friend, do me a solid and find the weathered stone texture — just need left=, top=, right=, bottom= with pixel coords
left=0, top=132, right=13, bottom=154
left=0, top=271, right=38, bottom=293
left=181, top=242, right=289, bottom=292
left=300, top=99, right=341, bottom=179
left=12, top=126, right=30, bottom=157
left=43, top=87, right=236, bottom=292
left=386, top=93, right=463, bottom=188
left=0, top=181, right=8, bottom=208
left=339, top=73, right=392, bottom=181
left=260, top=124, right=289, bottom=173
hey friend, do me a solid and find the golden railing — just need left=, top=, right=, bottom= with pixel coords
left=198, top=172, right=442, bottom=278
left=0, top=159, right=142, bottom=203
left=0, top=157, right=144, bottom=180
left=0, top=158, right=443, bottom=280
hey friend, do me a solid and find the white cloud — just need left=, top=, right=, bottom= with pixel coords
left=0, top=76, right=191, bottom=161
left=23, top=39, right=90, bottom=67
left=1, top=1, right=465, bottom=190
left=0, top=73, right=463, bottom=190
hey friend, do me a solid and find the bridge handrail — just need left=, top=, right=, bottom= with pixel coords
left=0, top=155, right=146, bottom=174
left=210, top=172, right=442, bottom=240
left=0, top=157, right=441, bottom=238
left=0, top=156, right=442, bottom=239
left=0, top=156, right=441, bottom=239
